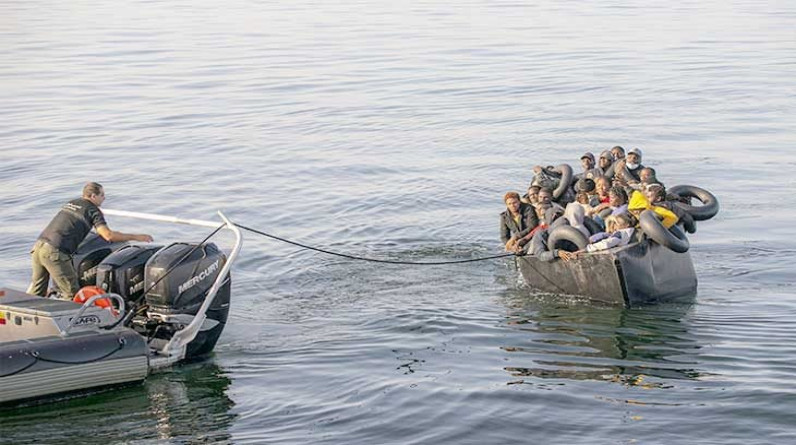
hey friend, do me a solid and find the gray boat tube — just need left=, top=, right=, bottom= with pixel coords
left=546, top=224, right=589, bottom=252
left=669, top=185, right=719, bottom=221
left=639, top=210, right=690, bottom=253
left=551, top=164, right=573, bottom=200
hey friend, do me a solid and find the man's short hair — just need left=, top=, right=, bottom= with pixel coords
left=83, top=182, right=104, bottom=198
left=503, top=191, right=521, bottom=203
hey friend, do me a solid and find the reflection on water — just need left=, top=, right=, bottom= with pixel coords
left=499, top=296, right=704, bottom=386
left=0, top=361, right=235, bottom=445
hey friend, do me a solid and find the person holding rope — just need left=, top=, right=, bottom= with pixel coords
left=27, top=182, right=154, bottom=300
left=499, top=191, right=538, bottom=253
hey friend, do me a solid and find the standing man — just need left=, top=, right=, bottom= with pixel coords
left=27, top=182, right=154, bottom=299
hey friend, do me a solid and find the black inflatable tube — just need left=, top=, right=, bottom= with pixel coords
left=669, top=185, right=719, bottom=221
left=639, top=210, right=690, bottom=253
left=552, top=164, right=573, bottom=200
left=680, top=212, right=697, bottom=234
left=583, top=216, right=602, bottom=235
left=546, top=224, right=589, bottom=252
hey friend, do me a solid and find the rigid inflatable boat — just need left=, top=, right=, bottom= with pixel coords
left=0, top=209, right=241, bottom=405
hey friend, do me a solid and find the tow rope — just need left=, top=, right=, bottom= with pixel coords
left=234, top=223, right=517, bottom=265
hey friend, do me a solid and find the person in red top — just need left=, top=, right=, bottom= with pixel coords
left=27, top=182, right=154, bottom=299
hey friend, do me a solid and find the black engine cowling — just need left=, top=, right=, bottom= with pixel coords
left=143, top=242, right=231, bottom=358
left=96, top=245, right=163, bottom=302
left=72, top=233, right=128, bottom=287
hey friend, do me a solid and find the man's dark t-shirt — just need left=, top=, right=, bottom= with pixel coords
left=38, top=198, right=107, bottom=255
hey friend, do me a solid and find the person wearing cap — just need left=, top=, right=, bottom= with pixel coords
left=594, top=150, right=615, bottom=180
left=575, top=151, right=601, bottom=183
left=27, top=182, right=154, bottom=300
left=614, top=147, right=645, bottom=191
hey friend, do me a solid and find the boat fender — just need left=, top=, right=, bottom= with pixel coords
left=551, top=164, right=573, bottom=200
left=546, top=224, right=589, bottom=252
left=668, top=185, right=719, bottom=221
left=639, top=210, right=690, bottom=253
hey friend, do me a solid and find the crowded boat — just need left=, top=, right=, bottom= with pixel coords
left=500, top=146, right=719, bottom=305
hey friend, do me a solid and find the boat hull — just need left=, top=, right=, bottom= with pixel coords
left=516, top=240, right=697, bottom=306
left=0, top=328, right=148, bottom=405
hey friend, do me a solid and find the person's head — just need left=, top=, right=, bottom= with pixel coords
left=580, top=152, right=595, bottom=170
left=626, top=147, right=642, bottom=169
left=537, top=187, right=553, bottom=206
left=576, top=191, right=590, bottom=205
left=604, top=215, right=618, bottom=233
left=575, top=178, right=596, bottom=194
left=595, top=176, right=611, bottom=195
left=639, top=167, right=656, bottom=184
left=82, top=182, right=105, bottom=207
left=526, top=185, right=541, bottom=204
left=608, top=186, right=628, bottom=207
left=598, top=150, right=614, bottom=169
left=611, top=146, right=625, bottom=160
left=644, top=183, right=666, bottom=203
left=504, top=191, right=521, bottom=214
left=614, top=213, right=634, bottom=230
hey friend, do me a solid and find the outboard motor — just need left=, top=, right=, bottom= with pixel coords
left=96, top=245, right=163, bottom=303
left=72, top=233, right=128, bottom=287
left=143, top=242, right=230, bottom=358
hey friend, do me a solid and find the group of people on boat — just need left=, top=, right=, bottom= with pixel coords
left=500, top=146, right=691, bottom=261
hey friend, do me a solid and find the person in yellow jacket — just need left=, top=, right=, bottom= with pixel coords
left=627, top=188, right=679, bottom=228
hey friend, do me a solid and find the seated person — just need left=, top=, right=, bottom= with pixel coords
left=643, top=183, right=694, bottom=229
left=588, top=186, right=629, bottom=219
left=594, top=176, right=611, bottom=204
left=610, top=146, right=625, bottom=162
left=500, top=191, right=539, bottom=253
left=534, top=187, right=564, bottom=221
left=613, top=147, right=645, bottom=191
left=575, top=178, right=600, bottom=207
left=639, top=167, right=661, bottom=187
left=521, top=185, right=541, bottom=206
left=575, top=152, right=600, bottom=182
left=628, top=188, right=678, bottom=228
left=593, top=150, right=615, bottom=180
left=527, top=207, right=570, bottom=262
left=560, top=214, right=636, bottom=260
left=564, top=201, right=591, bottom=238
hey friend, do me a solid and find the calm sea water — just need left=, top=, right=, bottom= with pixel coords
left=2, top=0, right=796, bottom=443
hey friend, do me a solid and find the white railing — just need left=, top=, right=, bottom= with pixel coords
left=102, top=209, right=243, bottom=368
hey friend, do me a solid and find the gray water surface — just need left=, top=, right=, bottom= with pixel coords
left=2, top=1, right=796, bottom=443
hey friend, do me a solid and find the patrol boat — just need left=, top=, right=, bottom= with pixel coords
left=0, top=209, right=241, bottom=405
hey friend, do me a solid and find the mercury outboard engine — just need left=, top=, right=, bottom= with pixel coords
left=142, top=242, right=231, bottom=358
left=72, top=233, right=128, bottom=287
left=96, top=245, right=163, bottom=302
